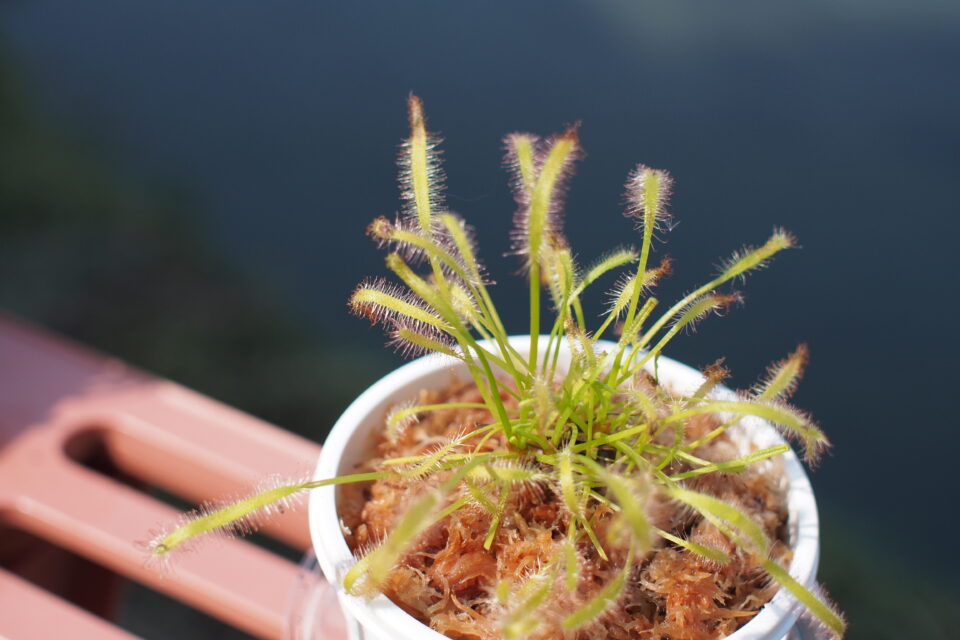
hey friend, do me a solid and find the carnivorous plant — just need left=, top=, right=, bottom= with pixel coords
left=149, top=96, right=845, bottom=639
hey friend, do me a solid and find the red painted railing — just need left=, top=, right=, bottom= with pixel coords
left=0, top=313, right=343, bottom=639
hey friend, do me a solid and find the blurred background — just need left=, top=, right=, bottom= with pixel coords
left=1, top=1, right=958, bottom=638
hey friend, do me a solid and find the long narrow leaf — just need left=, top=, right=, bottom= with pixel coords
left=665, top=487, right=770, bottom=555
left=654, top=527, right=730, bottom=564
left=402, top=95, right=443, bottom=234
left=343, top=460, right=483, bottom=595
left=762, top=560, right=847, bottom=638
left=562, top=547, right=634, bottom=630
left=756, top=344, right=809, bottom=401
left=665, top=399, right=828, bottom=464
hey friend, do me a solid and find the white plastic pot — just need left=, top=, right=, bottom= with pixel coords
left=309, top=336, right=820, bottom=640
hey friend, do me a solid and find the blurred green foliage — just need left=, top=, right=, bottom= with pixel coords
left=0, top=52, right=382, bottom=442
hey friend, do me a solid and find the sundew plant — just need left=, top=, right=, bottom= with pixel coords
left=150, top=96, right=845, bottom=639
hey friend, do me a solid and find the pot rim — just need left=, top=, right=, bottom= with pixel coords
left=309, top=336, right=819, bottom=640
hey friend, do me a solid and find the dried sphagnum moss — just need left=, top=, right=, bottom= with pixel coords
left=341, top=376, right=790, bottom=640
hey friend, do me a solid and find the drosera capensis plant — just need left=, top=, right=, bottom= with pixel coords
left=149, top=95, right=846, bottom=639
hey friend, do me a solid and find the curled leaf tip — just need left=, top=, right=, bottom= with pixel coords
left=407, top=93, right=425, bottom=130
left=559, top=123, right=581, bottom=143
left=703, top=358, right=730, bottom=383
left=625, top=164, right=673, bottom=230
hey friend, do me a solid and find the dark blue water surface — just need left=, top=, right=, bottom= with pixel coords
left=2, top=0, right=959, bottom=614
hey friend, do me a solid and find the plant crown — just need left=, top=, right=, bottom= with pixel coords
left=150, top=96, right=845, bottom=639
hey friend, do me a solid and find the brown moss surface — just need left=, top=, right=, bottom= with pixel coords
left=339, top=378, right=789, bottom=640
